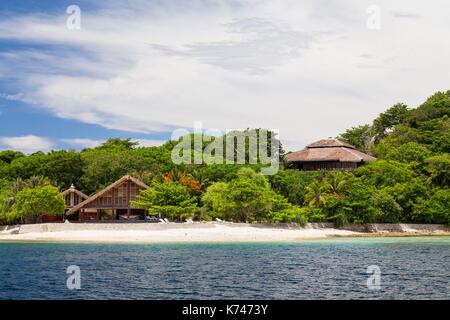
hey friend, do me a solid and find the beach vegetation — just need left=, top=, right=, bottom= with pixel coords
left=0, top=90, right=449, bottom=225
left=8, top=185, right=65, bottom=223
left=132, top=181, right=198, bottom=221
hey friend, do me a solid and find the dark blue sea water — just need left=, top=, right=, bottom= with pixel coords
left=0, top=237, right=449, bottom=299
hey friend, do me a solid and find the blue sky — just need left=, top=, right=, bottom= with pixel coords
left=0, top=1, right=171, bottom=152
left=0, top=0, right=449, bottom=153
left=0, top=97, right=171, bottom=148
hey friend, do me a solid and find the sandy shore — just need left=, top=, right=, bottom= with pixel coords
left=1, top=222, right=448, bottom=243
left=0, top=223, right=360, bottom=243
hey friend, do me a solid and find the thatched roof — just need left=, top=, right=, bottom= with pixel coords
left=61, top=184, right=89, bottom=200
left=306, top=138, right=355, bottom=149
left=66, top=175, right=150, bottom=215
left=285, top=138, right=376, bottom=163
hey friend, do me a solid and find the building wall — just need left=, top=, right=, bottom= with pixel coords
left=64, top=192, right=85, bottom=207
left=83, top=180, right=143, bottom=209
left=292, top=161, right=359, bottom=171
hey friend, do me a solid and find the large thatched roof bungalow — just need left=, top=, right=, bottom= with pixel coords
left=285, top=138, right=376, bottom=171
left=66, top=175, right=150, bottom=222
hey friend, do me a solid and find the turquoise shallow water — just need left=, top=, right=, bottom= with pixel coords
left=0, top=237, right=449, bottom=299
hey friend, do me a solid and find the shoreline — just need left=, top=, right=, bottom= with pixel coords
left=0, top=222, right=448, bottom=244
left=334, top=232, right=450, bottom=238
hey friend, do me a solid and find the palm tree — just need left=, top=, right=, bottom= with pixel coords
left=10, top=178, right=25, bottom=194
left=188, top=168, right=210, bottom=191
left=304, top=181, right=329, bottom=208
left=26, top=175, right=50, bottom=189
left=2, top=178, right=25, bottom=223
left=324, top=172, right=350, bottom=196
left=2, top=176, right=51, bottom=220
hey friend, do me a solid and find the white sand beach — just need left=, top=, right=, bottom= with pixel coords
left=0, top=222, right=359, bottom=243
left=1, top=222, right=448, bottom=243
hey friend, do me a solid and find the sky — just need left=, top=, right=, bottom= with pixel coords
left=0, top=0, right=449, bottom=153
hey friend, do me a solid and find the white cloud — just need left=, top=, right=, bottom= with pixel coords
left=60, top=138, right=104, bottom=149
left=0, top=93, right=25, bottom=101
left=60, top=138, right=166, bottom=149
left=0, top=0, right=449, bottom=151
left=0, top=135, right=54, bottom=154
left=135, top=139, right=166, bottom=147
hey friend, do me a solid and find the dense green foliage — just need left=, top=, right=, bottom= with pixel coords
left=202, top=167, right=306, bottom=224
left=9, top=186, right=65, bottom=223
left=132, top=182, right=198, bottom=221
left=0, top=91, right=448, bottom=224
left=336, top=91, right=450, bottom=224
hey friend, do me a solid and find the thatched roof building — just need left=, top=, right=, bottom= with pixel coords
left=285, top=138, right=376, bottom=171
left=66, top=175, right=150, bottom=221
left=61, top=184, right=89, bottom=210
left=42, top=184, right=89, bottom=223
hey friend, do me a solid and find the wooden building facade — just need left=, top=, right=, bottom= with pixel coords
left=42, top=184, right=88, bottom=223
left=285, top=138, right=376, bottom=171
left=62, top=184, right=89, bottom=212
left=66, top=175, right=150, bottom=222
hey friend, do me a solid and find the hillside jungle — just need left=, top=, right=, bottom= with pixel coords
left=0, top=91, right=449, bottom=225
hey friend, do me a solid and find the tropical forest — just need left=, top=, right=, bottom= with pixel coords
left=0, top=91, right=449, bottom=225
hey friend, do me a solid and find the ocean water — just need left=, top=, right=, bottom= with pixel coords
left=0, top=237, right=449, bottom=300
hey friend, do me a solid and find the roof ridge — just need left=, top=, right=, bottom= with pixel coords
left=61, top=188, right=89, bottom=199
left=66, top=175, right=150, bottom=215
left=306, top=138, right=354, bottom=149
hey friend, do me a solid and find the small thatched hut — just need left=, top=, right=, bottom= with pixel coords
left=285, top=138, right=376, bottom=171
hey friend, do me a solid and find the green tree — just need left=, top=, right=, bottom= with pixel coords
left=201, top=182, right=234, bottom=220
left=96, top=138, right=139, bottom=150
left=339, top=124, right=373, bottom=152
left=412, top=189, right=450, bottom=224
left=80, top=148, right=148, bottom=194
left=227, top=177, right=273, bottom=222
left=267, top=205, right=307, bottom=225
left=371, top=189, right=403, bottom=223
left=386, top=142, right=431, bottom=164
left=3, top=152, right=47, bottom=181
left=0, top=179, right=11, bottom=224
left=201, top=164, right=241, bottom=183
left=323, top=171, right=352, bottom=195
left=343, top=180, right=377, bottom=223
left=0, top=176, right=51, bottom=221
left=40, top=150, right=83, bottom=188
left=407, top=91, right=450, bottom=125
left=304, top=181, right=329, bottom=208
left=9, top=186, right=65, bottom=223
left=269, top=170, right=322, bottom=205
left=377, top=91, right=450, bottom=154
left=356, top=160, right=415, bottom=187
left=425, top=154, right=450, bottom=187
left=382, top=178, right=430, bottom=221
left=202, top=168, right=277, bottom=222
left=132, top=182, right=198, bottom=221
left=373, top=103, right=409, bottom=141
left=424, top=189, right=450, bottom=224
left=0, top=150, right=24, bottom=164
